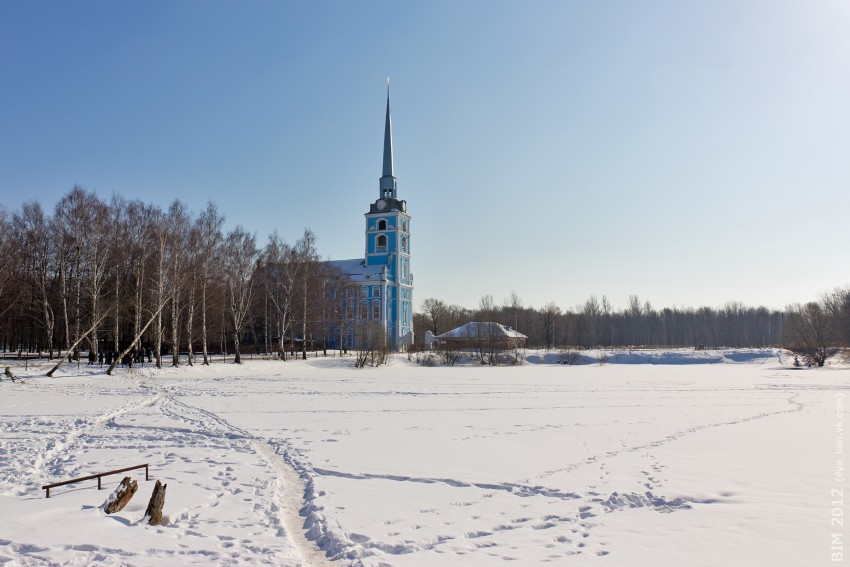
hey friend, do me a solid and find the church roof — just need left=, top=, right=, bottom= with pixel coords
left=435, top=322, right=528, bottom=340
left=326, top=258, right=385, bottom=282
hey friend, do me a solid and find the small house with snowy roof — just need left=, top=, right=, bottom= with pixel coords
left=431, top=322, right=527, bottom=351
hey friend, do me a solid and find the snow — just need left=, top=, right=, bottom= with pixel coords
left=0, top=350, right=847, bottom=566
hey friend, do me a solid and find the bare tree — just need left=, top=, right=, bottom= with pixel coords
left=261, top=231, right=298, bottom=360
left=784, top=301, right=840, bottom=367
left=477, top=294, right=496, bottom=321
left=183, top=221, right=201, bottom=365
left=354, top=320, right=389, bottom=367
left=294, top=229, right=318, bottom=360
left=166, top=201, right=190, bottom=366
left=627, top=294, right=643, bottom=346
left=196, top=202, right=224, bottom=364
left=107, top=195, right=130, bottom=356
left=149, top=207, right=169, bottom=368
left=223, top=226, right=258, bottom=364
left=541, top=302, right=560, bottom=349
left=601, top=295, right=613, bottom=348
left=582, top=295, right=601, bottom=347
left=55, top=187, right=91, bottom=359
left=505, top=290, right=522, bottom=333
left=421, top=298, right=449, bottom=336
left=125, top=201, right=156, bottom=357
left=823, top=286, right=850, bottom=348
left=12, top=202, right=58, bottom=357
left=0, top=208, right=22, bottom=321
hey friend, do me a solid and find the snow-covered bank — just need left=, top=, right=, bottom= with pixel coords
left=524, top=347, right=781, bottom=365
left=1, top=353, right=847, bottom=566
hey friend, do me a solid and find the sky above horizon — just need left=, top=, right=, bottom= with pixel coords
left=2, top=1, right=849, bottom=312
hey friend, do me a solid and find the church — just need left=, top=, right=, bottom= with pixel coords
left=326, top=86, right=414, bottom=352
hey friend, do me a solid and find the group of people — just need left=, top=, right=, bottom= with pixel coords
left=85, top=348, right=153, bottom=368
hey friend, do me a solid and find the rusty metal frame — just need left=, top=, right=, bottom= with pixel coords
left=42, top=464, right=149, bottom=498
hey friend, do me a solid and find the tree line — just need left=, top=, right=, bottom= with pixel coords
left=3, top=186, right=848, bottom=368
left=415, top=288, right=850, bottom=363
left=0, top=185, right=357, bottom=369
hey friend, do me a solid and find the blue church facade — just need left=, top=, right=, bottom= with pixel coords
left=326, top=86, right=414, bottom=351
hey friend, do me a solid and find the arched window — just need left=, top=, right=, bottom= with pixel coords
left=377, top=219, right=387, bottom=231
left=401, top=236, right=408, bottom=253
left=376, top=234, right=387, bottom=252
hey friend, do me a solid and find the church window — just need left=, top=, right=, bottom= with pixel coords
left=376, top=234, right=387, bottom=252
left=372, top=303, right=380, bottom=320
left=401, top=236, right=407, bottom=253
left=378, top=219, right=387, bottom=231
left=402, top=220, right=408, bottom=232
left=373, top=286, right=380, bottom=297
left=360, top=303, right=368, bottom=320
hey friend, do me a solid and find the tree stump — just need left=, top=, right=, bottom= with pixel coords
left=4, top=367, right=23, bottom=383
left=103, top=476, right=138, bottom=514
left=143, top=479, right=167, bottom=526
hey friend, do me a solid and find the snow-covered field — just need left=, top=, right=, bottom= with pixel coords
left=1, top=350, right=846, bottom=566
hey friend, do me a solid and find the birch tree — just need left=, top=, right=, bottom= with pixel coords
left=223, top=226, right=258, bottom=364
left=196, top=203, right=224, bottom=364
left=166, top=201, right=190, bottom=366
left=295, top=229, right=318, bottom=360
left=125, top=200, right=156, bottom=355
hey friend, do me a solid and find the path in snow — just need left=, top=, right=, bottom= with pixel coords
left=159, top=391, right=337, bottom=566
left=251, top=439, right=336, bottom=567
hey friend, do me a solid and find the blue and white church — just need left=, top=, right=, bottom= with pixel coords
left=328, top=86, right=414, bottom=351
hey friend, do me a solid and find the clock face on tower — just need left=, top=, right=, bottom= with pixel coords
left=376, top=199, right=387, bottom=211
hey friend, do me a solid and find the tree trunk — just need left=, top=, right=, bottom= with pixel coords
left=103, top=476, right=138, bottom=514
left=4, top=367, right=23, bottom=383
left=41, top=297, right=55, bottom=360
left=73, top=253, right=81, bottom=360
left=107, top=295, right=171, bottom=376
left=143, top=479, right=167, bottom=526
left=154, top=239, right=165, bottom=369
left=47, top=310, right=112, bottom=377
left=186, top=277, right=196, bottom=366
left=301, top=291, right=307, bottom=360
left=201, top=267, right=209, bottom=365
left=113, top=269, right=120, bottom=354
left=170, top=290, right=180, bottom=367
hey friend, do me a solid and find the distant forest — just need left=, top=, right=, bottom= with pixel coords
left=2, top=187, right=848, bottom=367
left=414, top=289, right=850, bottom=367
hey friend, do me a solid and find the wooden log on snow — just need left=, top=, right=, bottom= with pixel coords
left=143, top=479, right=167, bottom=526
left=4, top=367, right=23, bottom=383
left=103, top=476, right=138, bottom=514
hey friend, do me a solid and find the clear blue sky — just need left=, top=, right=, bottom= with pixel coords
left=2, top=1, right=849, bottom=311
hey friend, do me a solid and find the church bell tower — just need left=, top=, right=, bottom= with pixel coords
left=364, top=81, right=413, bottom=349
